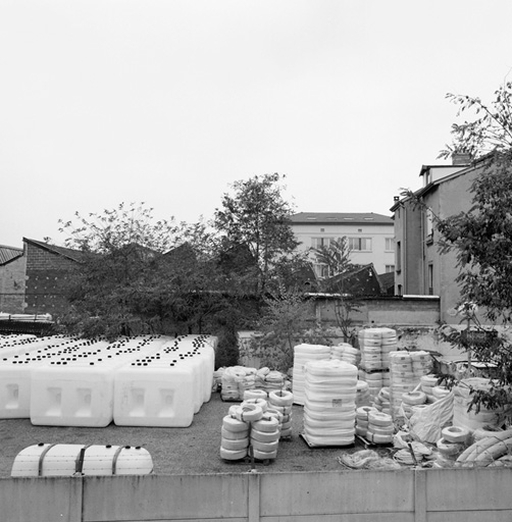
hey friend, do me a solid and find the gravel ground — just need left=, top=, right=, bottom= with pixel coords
left=0, top=392, right=396, bottom=477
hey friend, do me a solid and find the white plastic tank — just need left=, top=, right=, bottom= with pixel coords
left=29, top=336, right=165, bottom=427
left=11, top=443, right=153, bottom=477
left=113, top=358, right=196, bottom=427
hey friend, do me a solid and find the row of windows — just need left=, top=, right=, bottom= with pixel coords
left=310, top=237, right=395, bottom=252
left=313, top=263, right=396, bottom=278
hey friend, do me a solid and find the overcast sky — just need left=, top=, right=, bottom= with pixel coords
left=2, top=0, right=512, bottom=248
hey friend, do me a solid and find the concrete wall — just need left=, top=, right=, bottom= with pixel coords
left=2, top=468, right=512, bottom=522
left=314, top=296, right=440, bottom=327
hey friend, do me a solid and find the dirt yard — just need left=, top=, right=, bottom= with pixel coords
left=0, top=392, right=395, bottom=478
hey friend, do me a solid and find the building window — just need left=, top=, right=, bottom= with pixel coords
left=348, top=237, right=372, bottom=251
left=385, top=265, right=395, bottom=273
left=426, top=209, right=434, bottom=243
left=385, top=238, right=394, bottom=252
left=313, top=263, right=330, bottom=278
left=396, top=241, right=401, bottom=272
left=428, top=263, right=434, bottom=295
left=311, top=237, right=333, bottom=249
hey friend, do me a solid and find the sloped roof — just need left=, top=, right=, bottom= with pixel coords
left=320, top=263, right=383, bottom=296
left=289, top=212, right=393, bottom=225
left=0, top=245, right=23, bottom=265
left=23, top=238, right=86, bottom=263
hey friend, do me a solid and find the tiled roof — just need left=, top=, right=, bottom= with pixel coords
left=0, top=245, right=23, bottom=265
left=289, top=212, right=393, bottom=225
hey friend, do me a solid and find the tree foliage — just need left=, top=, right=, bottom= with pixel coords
left=214, top=173, right=300, bottom=295
left=58, top=202, right=225, bottom=338
left=312, top=237, right=354, bottom=278
left=312, top=237, right=359, bottom=342
left=435, top=151, right=512, bottom=323
left=439, top=81, right=512, bottom=159
left=410, top=82, right=512, bottom=412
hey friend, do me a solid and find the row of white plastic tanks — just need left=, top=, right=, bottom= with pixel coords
left=0, top=333, right=216, bottom=427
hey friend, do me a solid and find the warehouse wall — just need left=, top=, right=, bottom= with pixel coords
left=24, top=241, right=78, bottom=317
left=2, top=468, right=512, bottom=522
left=314, top=296, right=440, bottom=327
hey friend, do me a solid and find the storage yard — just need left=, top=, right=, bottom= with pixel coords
left=0, top=330, right=511, bottom=479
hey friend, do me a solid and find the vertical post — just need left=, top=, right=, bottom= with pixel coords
left=414, top=469, right=427, bottom=522
left=247, top=471, right=260, bottom=522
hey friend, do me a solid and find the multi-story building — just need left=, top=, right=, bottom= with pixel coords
left=289, top=212, right=395, bottom=277
left=390, top=153, right=486, bottom=323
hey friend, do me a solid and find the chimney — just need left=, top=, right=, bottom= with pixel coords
left=451, top=152, right=472, bottom=166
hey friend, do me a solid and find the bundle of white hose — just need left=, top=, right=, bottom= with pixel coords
left=240, top=397, right=268, bottom=413
left=355, top=380, right=372, bottom=407
left=220, top=415, right=249, bottom=460
left=455, top=429, right=512, bottom=467
left=473, top=427, right=506, bottom=442
left=250, top=414, right=280, bottom=460
left=355, top=406, right=378, bottom=437
left=372, top=387, right=392, bottom=415
left=401, top=390, right=427, bottom=418
left=420, top=374, right=438, bottom=401
left=442, top=425, right=471, bottom=444
left=268, top=389, right=294, bottom=407
left=292, top=343, right=331, bottom=405
left=410, top=350, right=433, bottom=376
left=265, top=407, right=284, bottom=431
left=367, top=411, right=394, bottom=444
left=252, top=415, right=279, bottom=433
left=232, top=403, right=264, bottom=423
left=436, top=437, right=465, bottom=459
left=243, top=389, right=268, bottom=401
left=268, top=389, right=294, bottom=438
left=331, top=343, right=359, bottom=365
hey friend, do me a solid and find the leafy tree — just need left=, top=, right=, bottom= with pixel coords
left=214, top=173, right=300, bottom=296
left=313, top=237, right=354, bottom=278
left=58, top=202, right=224, bottom=338
left=439, top=81, right=512, bottom=159
left=407, top=82, right=512, bottom=412
left=312, top=237, right=359, bottom=342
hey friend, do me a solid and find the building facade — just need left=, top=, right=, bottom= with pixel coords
left=289, top=212, right=395, bottom=277
left=391, top=155, right=484, bottom=323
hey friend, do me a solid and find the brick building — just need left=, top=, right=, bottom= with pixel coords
left=23, top=238, right=84, bottom=317
left=0, top=244, right=25, bottom=313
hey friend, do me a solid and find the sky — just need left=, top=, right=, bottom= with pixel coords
left=2, top=0, right=512, bottom=248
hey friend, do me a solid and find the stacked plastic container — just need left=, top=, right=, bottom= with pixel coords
left=292, top=344, right=331, bottom=405
left=113, top=335, right=215, bottom=427
left=0, top=334, right=217, bottom=428
left=303, top=359, right=358, bottom=446
left=0, top=336, right=108, bottom=420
